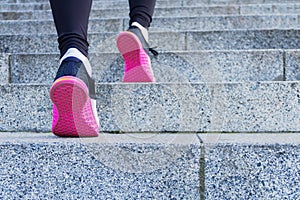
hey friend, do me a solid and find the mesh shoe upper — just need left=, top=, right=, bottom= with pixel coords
left=54, top=57, right=96, bottom=99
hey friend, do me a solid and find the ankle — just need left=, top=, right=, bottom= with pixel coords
left=131, top=22, right=149, bottom=43
left=60, top=48, right=92, bottom=76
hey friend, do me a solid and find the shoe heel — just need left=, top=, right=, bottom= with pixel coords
left=50, top=77, right=98, bottom=137
left=117, top=32, right=155, bottom=82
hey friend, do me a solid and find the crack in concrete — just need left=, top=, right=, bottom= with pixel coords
left=283, top=50, right=286, bottom=81
left=197, top=134, right=205, bottom=200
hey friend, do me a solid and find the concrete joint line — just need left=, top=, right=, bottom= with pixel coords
left=283, top=50, right=287, bottom=81
left=197, top=134, right=205, bottom=200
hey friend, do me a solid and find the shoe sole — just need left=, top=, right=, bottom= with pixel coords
left=117, top=31, right=155, bottom=82
left=50, top=76, right=99, bottom=137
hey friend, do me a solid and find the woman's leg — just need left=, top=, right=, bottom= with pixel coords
left=49, top=0, right=92, bottom=57
left=128, top=0, right=156, bottom=28
left=49, top=0, right=99, bottom=137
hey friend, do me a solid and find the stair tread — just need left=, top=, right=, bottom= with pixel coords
left=0, top=15, right=300, bottom=35
left=1, top=131, right=297, bottom=198
left=1, top=82, right=300, bottom=133
left=0, top=132, right=299, bottom=144
left=5, top=50, right=286, bottom=83
left=1, top=29, right=300, bottom=54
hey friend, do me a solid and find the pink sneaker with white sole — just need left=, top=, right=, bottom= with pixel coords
left=117, top=26, right=158, bottom=82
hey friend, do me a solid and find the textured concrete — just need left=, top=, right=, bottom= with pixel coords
left=0, top=11, right=39, bottom=20
left=200, top=134, right=300, bottom=199
left=3, top=4, right=300, bottom=19
left=187, top=29, right=300, bottom=50
left=0, top=132, right=298, bottom=199
left=149, top=15, right=299, bottom=32
left=0, top=1, right=178, bottom=11
left=240, top=3, right=300, bottom=15
left=184, top=0, right=300, bottom=6
left=0, top=15, right=299, bottom=34
left=199, top=133, right=300, bottom=144
left=1, top=0, right=300, bottom=198
left=286, top=50, right=300, bottom=81
left=10, top=50, right=284, bottom=84
left=0, top=84, right=51, bottom=132
left=0, top=1, right=181, bottom=9
left=0, top=34, right=58, bottom=54
left=1, top=82, right=300, bottom=132
left=0, top=132, right=201, bottom=199
left=0, top=3, right=51, bottom=12
left=0, top=19, right=123, bottom=35
left=3, top=0, right=300, bottom=5
left=97, top=82, right=300, bottom=133
left=2, top=29, right=300, bottom=54
left=92, top=0, right=182, bottom=9
left=92, top=50, right=284, bottom=83
left=10, top=54, right=59, bottom=84
left=0, top=32, right=185, bottom=53
left=0, top=54, right=9, bottom=84
left=0, top=6, right=239, bottom=20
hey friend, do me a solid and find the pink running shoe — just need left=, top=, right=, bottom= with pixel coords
left=117, top=26, right=158, bottom=82
left=50, top=56, right=99, bottom=137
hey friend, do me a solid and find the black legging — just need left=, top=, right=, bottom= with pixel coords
left=49, top=0, right=156, bottom=57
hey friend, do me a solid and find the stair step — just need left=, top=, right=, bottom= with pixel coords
left=2, top=0, right=300, bottom=6
left=0, top=0, right=298, bottom=197
left=6, top=50, right=285, bottom=84
left=0, top=7, right=239, bottom=20
left=1, top=1, right=300, bottom=13
left=185, top=0, right=300, bottom=6
left=0, top=132, right=298, bottom=198
left=2, top=4, right=300, bottom=20
left=0, top=15, right=299, bottom=35
left=0, top=29, right=300, bottom=54
left=0, top=3, right=51, bottom=11
left=0, top=132, right=201, bottom=199
left=0, top=82, right=299, bottom=132
left=201, top=133, right=300, bottom=199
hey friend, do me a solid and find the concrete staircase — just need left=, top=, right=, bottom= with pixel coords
left=0, top=0, right=299, bottom=199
